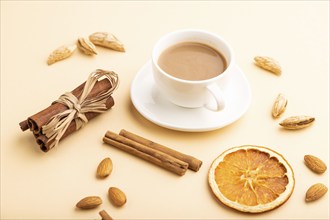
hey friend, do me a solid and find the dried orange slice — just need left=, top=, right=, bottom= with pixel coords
left=208, top=145, right=295, bottom=213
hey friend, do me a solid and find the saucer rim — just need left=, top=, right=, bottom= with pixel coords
left=130, top=60, right=252, bottom=132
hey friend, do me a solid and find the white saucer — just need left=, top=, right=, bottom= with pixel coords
left=130, top=60, right=251, bottom=132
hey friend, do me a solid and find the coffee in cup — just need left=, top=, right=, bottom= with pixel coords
left=158, top=42, right=227, bottom=81
left=152, top=29, right=235, bottom=111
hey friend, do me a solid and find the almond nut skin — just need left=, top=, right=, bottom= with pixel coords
left=97, top=157, right=113, bottom=178
left=76, top=196, right=102, bottom=209
left=304, top=155, right=327, bottom=174
left=305, top=183, right=328, bottom=202
left=108, top=187, right=127, bottom=207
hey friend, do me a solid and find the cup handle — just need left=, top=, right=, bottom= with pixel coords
left=205, top=83, right=225, bottom=111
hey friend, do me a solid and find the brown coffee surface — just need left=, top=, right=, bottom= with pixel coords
left=158, top=42, right=227, bottom=81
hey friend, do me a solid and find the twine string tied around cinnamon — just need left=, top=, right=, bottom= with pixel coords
left=42, top=69, right=119, bottom=150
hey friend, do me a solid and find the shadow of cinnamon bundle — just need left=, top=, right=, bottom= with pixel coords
left=19, top=69, right=119, bottom=152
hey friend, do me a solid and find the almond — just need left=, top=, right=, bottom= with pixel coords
left=272, top=93, right=287, bottom=118
left=47, top=44, right=76, bottom=65
left=76, top=196, right=102, bottom=209
left=305, top=183, right=328, bottom=202
left=77, top=37, right=98, bottom=55
left=89, top=32, right=125, bottom=52
left=254, top=56, right=282, bottom=75
left=304, top=155, right=327, bottom=174
left=97, top=157, right=113, bottom=178
left=279, top=116, right=315, bottom=130
left=108, top=187, right=127, bottom=207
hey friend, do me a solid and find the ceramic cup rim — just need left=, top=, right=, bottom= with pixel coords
left=152, top=29, right=235, bottom=85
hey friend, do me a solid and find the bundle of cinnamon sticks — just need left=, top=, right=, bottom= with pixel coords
left=103, top=129, right=202, bottom=176
left=19, top=70, right=118, bottom=152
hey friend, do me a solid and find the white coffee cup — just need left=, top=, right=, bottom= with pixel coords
left=152, top=29, right=235, bottom=111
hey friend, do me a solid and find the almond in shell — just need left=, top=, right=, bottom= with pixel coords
left=272, top=93, right=288, bottom=118
left=89, top=32, right=125, bottom=52
left=279, top=116, right=315, bottom=130
left=77, top=37, right=97, bottom=55
left=47, top=44, right=76, bottom=65
left=254, top=56, right=282, bottom=75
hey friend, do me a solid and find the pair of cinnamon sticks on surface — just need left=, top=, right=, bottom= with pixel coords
left=103, top=130, right=202, bottom=176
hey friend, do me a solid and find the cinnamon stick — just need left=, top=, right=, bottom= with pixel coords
left=99, top=210, right=113, bottom=220
left=19, top=120, right=29, bottom=131
left=20, top=78, right=111, bottom=133
left=103, top=131, right=189, bottom=176
left=20, top=76, right=115, bottom=152
left=119, top=129, right=202, bottom=171
left=36, top=97, right=114, bottom=152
